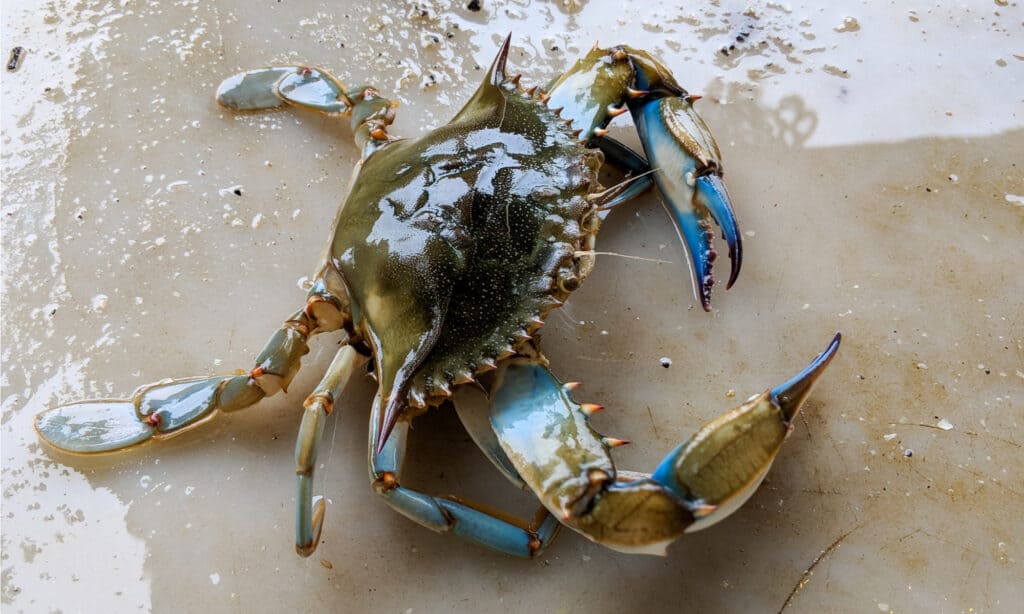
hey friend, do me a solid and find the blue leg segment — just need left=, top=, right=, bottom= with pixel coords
left=452, top=385, right=527, bottom=490
left=368, top=393, right=560, bottom=558
left=595, top=138, right=656, bottom=211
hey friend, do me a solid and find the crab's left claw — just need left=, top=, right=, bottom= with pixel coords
left=651, top=332, right=841, bottom=532
left=489, top=334, right=840, bottom=554
left=632, top=95, right=742, bottom=311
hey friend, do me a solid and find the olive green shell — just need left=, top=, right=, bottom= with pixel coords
left=328, top=59, right=602, bottom=415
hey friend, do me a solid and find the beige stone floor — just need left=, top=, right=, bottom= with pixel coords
left=2, top=1, right=1021, bottom=612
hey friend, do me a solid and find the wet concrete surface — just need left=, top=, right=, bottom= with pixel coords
left=2, top=1, right=1022, bottom=612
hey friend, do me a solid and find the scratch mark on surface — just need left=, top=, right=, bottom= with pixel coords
left=898, top=423, right=1021, bottom=448
left=777, top=525, right=860, bottom=614
left=646, top=405, right=660, bottom=440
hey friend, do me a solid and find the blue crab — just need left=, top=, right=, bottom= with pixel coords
left=36, top=36, right=840, bottom=557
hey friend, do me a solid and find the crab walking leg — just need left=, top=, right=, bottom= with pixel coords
left=215, top=65, right=399, bottom=156
left=295, top=345, right=367, bottom=556
left=452, top=386, right=528, bottom=490
left=488, top=334, right=841, bottom=554
left=544, top=45, right=742, bottom=310
left=366, top=393, right=561, bottom=558
left=34, top=285, right=348, bottom=454
left=593, top=138, right=656, bottom=212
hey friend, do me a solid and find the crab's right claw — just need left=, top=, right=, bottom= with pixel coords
left=633, top=95, right=742, bottom=311
left=215, top=66, right=350, bottom=114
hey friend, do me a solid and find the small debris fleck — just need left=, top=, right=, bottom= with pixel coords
left=904, top=449, right=913, bottom=458
left=7, top=46, right=23, bottom=72
left=209, top=573, right=220, bottom=585
left=91, top=294, right=109, bottom=313
left=834, top=17, right=861, bottom=33
left=883, top=433, right=897, bottom=441
left=467, top=0, right=481, bottom=11
left=319, top=559, right=333, bottom=569
left=936, top=418, right=954, bottom=431
left=659, top=357, right=672, bottom=368
left=251, top=213, right=266, bottom=229
left=219, top=184, right=244, bottom=198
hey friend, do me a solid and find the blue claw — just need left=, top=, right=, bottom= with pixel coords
left=695, top=174, right=742, bottom=289
left=632, top=96, right=742, bottom=310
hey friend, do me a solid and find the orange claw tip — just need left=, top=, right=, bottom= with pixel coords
left=580, top=403, right=604, bottom=417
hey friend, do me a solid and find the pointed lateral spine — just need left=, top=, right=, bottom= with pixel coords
left=602, top=436, right=630, bottom=448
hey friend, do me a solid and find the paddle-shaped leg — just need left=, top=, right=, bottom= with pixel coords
left=488, top=334, right=840, bottom=554
left=215, top=65, right=398, bottom=156
left=34, top=285, right=348, bottom=454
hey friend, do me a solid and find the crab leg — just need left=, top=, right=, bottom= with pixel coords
left=215, top=65, right=399, bottom=157
left=452, top=385, right=527, bottom=490
left=488, top=334, right=840, bottom=554
left=593, top=138, right=655, bottom=212
left=545, top=45, right=742, bottom=310
left=295, top=345, right=366, bottom=556
left=364, top=392, right=561, bottom=558
left=34, top=283, right=348, bottom=454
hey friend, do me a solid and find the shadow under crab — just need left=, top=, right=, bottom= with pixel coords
left=36, top=35, right=840, bottom=558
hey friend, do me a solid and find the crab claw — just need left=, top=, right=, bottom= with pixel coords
left=486, top=335, right=839, bottom=555
left=632, top=95, right=742, bottom=311
left=651, top=333, right=841, bottom=532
